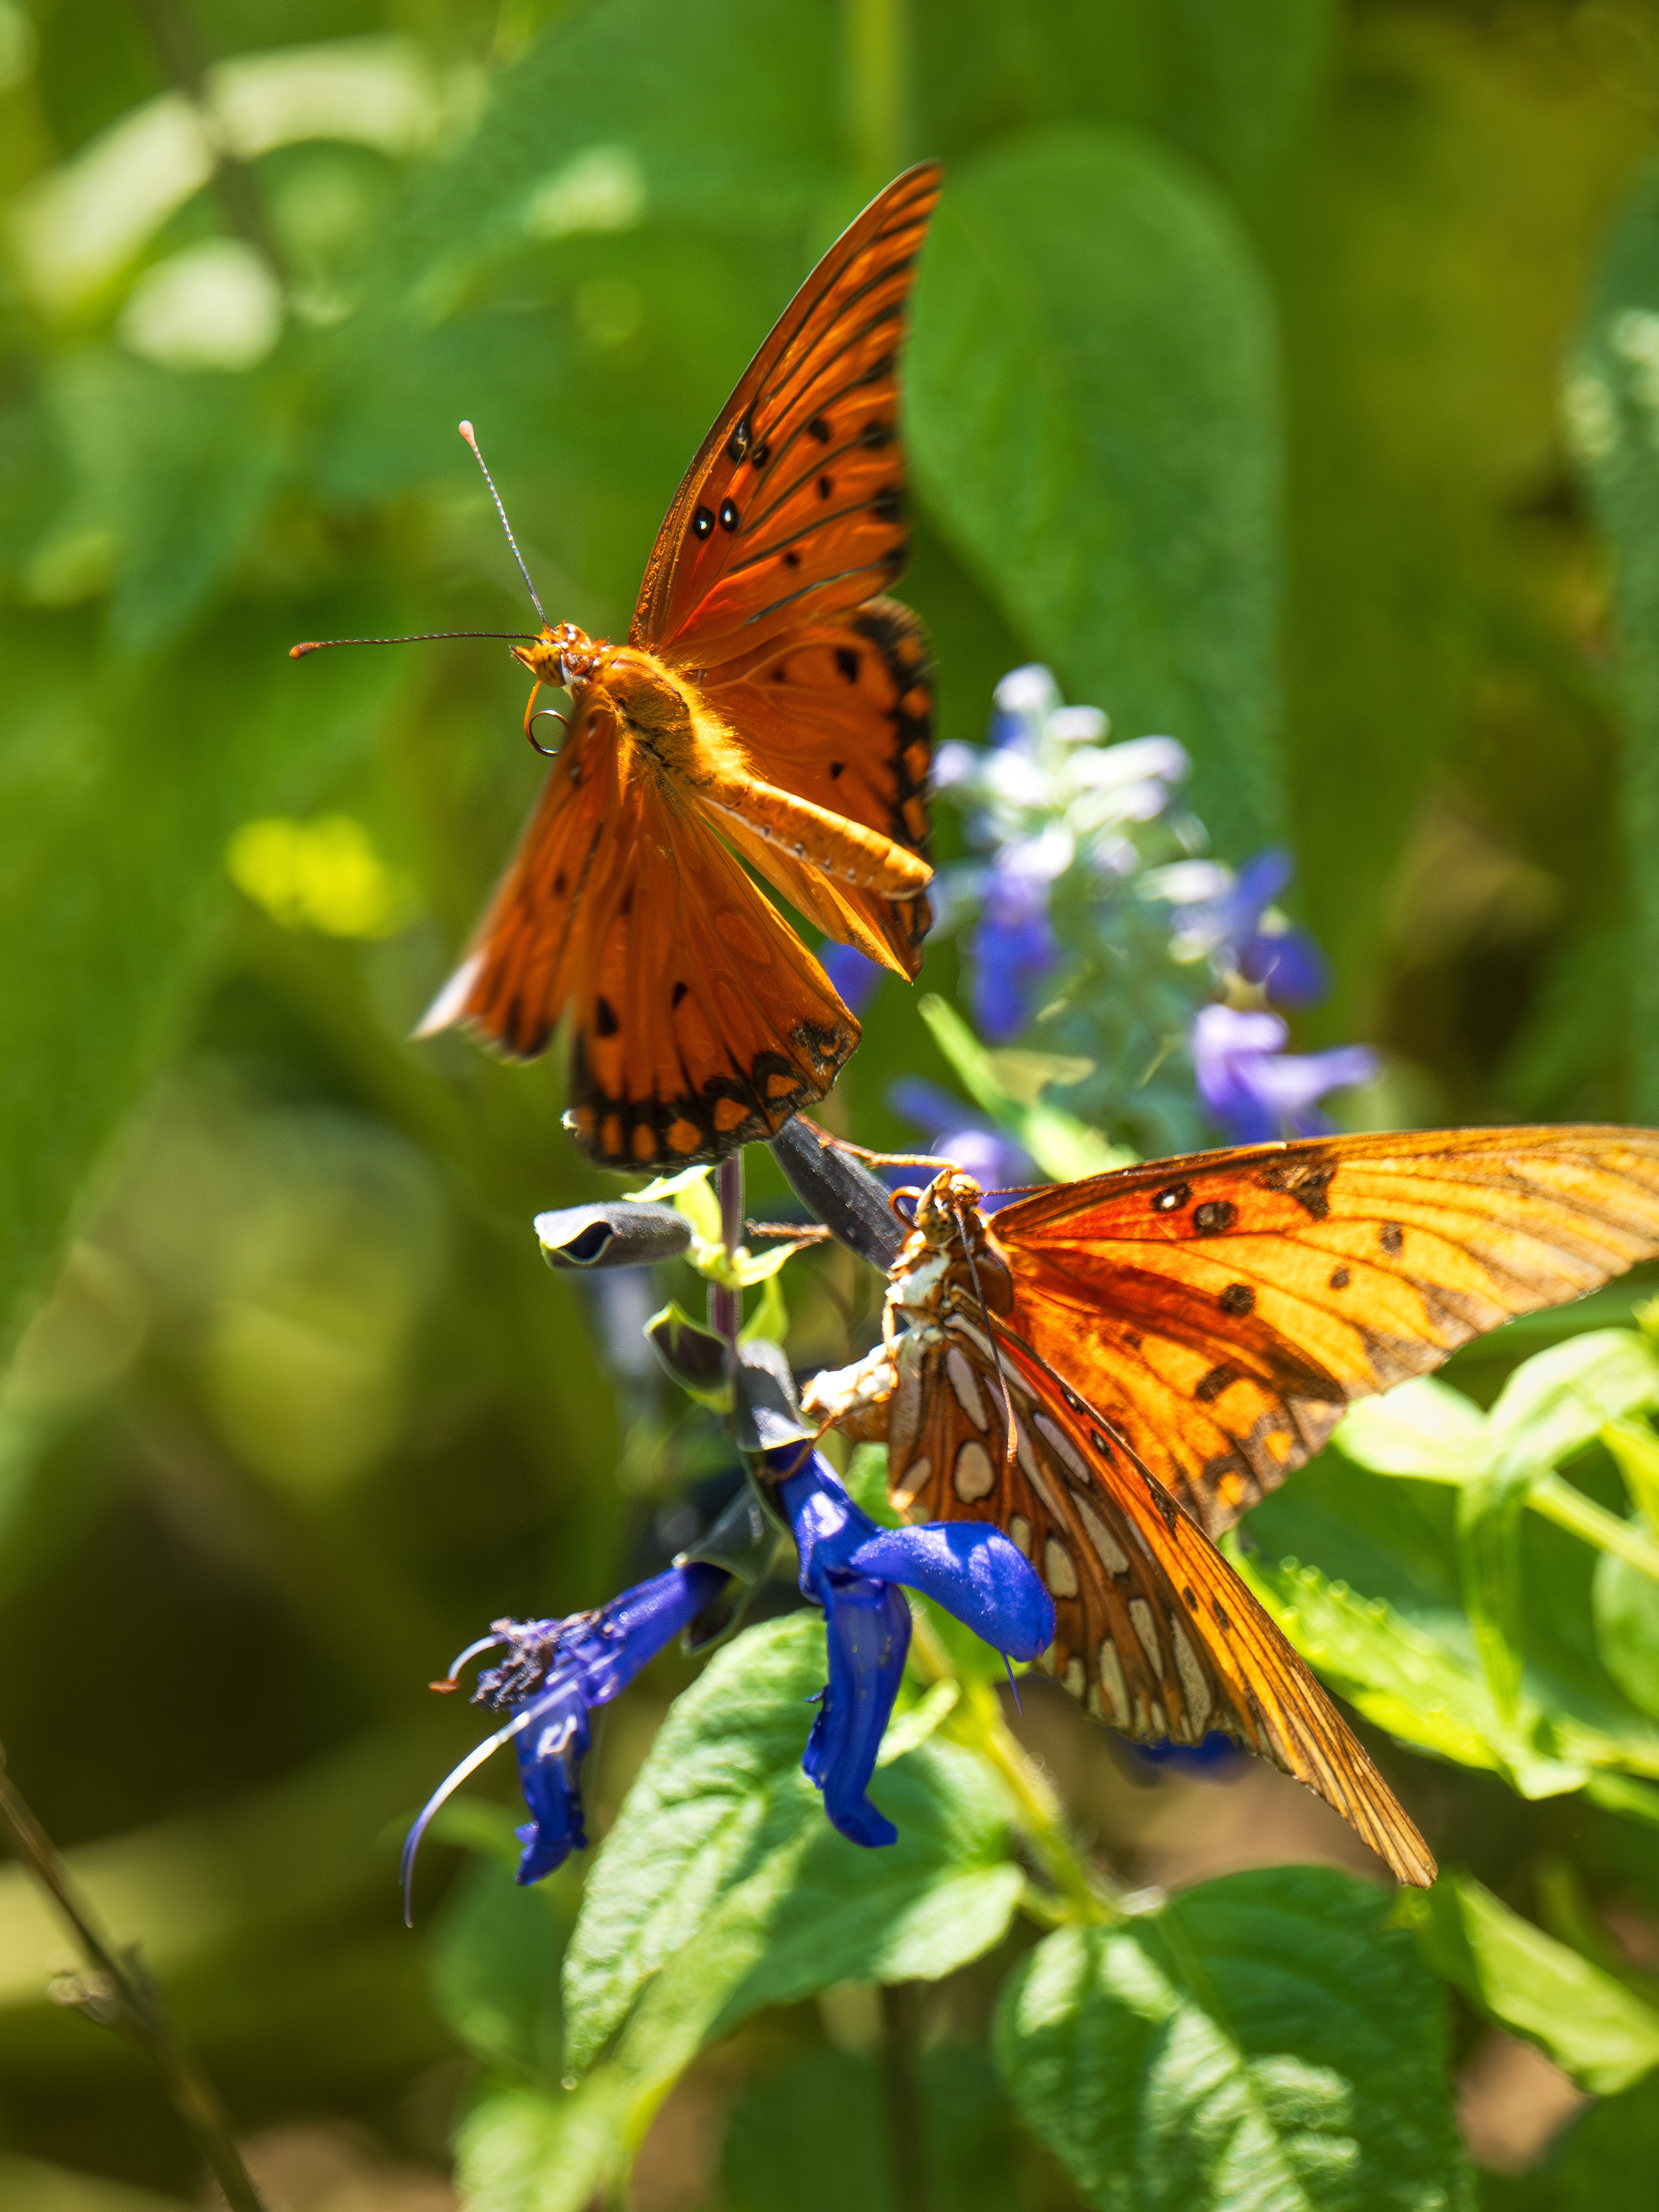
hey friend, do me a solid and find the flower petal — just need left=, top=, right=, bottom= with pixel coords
left=805, top=1575, right=911, bottom=1848
left=844, top=1519, right=1055, bottom=1662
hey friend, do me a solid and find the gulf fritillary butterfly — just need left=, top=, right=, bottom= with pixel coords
left=413, top=166, right=943, bottom=1169
left=802, top=1125, right=1659, bottom=1885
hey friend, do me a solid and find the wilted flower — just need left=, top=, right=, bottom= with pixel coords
left=402, top=1559, right=727, bottom=1909
left=1192, top=1003, right=1377, bottom=1146
left=768, top=1448, right=1053, bottom=1848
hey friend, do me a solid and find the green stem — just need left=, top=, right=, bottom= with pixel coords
left=1532, top=1471, right=1659, bottom=1582
left=0, top=1752, right=267, bottom=2211
left=843, top=0, right=905, bottom=190
left=909, top=1614, right=1110, bottom=1923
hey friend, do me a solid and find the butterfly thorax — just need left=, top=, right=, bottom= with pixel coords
left=889, top=1170, right=1015, bottom=1329
left=515, top=627, right=750, bottom=788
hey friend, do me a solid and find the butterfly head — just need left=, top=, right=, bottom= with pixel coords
left=912, top=1167, right=986, bottom=1246
left=513, top=622, right=604, bottom=690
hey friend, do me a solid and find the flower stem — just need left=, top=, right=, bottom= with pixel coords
left=879, top=1981, right=932, bottom=2212
left=843, top=0, right=905, bottom=190
left=709, top=1154, right=744, bottom=1352
left=908, top=1614, right=1110, bottom=1923
left=0, top=1749, right=267, bottom=2211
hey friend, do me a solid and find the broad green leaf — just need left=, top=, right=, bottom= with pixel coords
left=561, top=1612, right=1020, bottom=2075
left=997, top=1865, right=1468, bottom=2211
left=0, top=617, right=400, bottom=1354
left=722, top=2043, right=1019, bottom=2212
left=1485, top=1331, right=1659, bottom=1468
left=1337, top=1379, right=1488, bottom=1484
left=452, top=2071, right=632, bottom=2212
left=1456, top=1462, right=1533, bottom=1723
left=426, top=1822, right=580, bottom=2083
left=1567, top=155, right=1659, bottom=1121
left=1398, top=1869, right=1659, bottom=2095
left=910, top=126, right=1284, bottom=856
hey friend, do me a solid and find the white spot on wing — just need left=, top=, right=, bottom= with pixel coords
left=1036, top=1414, right=1092, bottom=1488
left=1044, top=1537, right=1078, bottom=1598
left=1129, top=1599, right=1165, bottom=1677
left=1076, top=1496, right=1130, bottom=1578
left=946, top=1346, right=989, bottom=1431
left=1172, top=1622, right=1212, bottom=1731
left=953, top=1439, right=995, bottom=1501
left=1097, top=1640, right=1128, bottom=1723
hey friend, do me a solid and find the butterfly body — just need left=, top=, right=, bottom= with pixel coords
left=419, top=165, right=947, bottom=1167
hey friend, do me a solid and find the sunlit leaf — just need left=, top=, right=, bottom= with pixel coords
left=997, top=1866, right=1468, bottom=2211
left=910, top=126, right=1285, bottom=855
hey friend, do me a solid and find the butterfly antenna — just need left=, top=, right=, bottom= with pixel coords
left=460, top=420, right=549, bottom=625
left=953, top=1206, right=1020, bottom=1477
left=289, top=630, right=539, bottom=659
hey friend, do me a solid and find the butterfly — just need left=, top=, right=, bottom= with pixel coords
left=414, top=166, right=943, bottom=1170
left=802, top=1124, right=1659, bottom=1886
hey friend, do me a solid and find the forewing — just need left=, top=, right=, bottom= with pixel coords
left=988, top=1127, right=1659, bottom=1537
left=420, top=702, right=857, bottom=1167
left=631, top=165, right=942, bottom=665
left=702, top=598, right=933, bottom=975
left=887, top=1314, right=1435, bottom=1887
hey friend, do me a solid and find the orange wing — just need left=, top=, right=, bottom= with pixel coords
left=884, top=1310, right=1435, bottom=1886
left=419, top=696, right=856, bottom=1167
left=631, top=165, right=943, bottom=666
left=702, top=598, right=933, bottom=977
left=988, top=1126, right=1659, bottom=1538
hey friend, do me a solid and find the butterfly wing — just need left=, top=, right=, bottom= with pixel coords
left=987, top=1126, right=1659, bottom=1538
left=701, top=598, right=933, bottom=976
left=419, top=697, right=856, bottom=1166
left=885, top=1312, right=1436, bottom=1886
left=630, top=165, right=942, bottom=667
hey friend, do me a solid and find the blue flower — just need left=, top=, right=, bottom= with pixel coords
left=1170, top=849, right=1327, bottom=1008
left=887, top=1078, right=1035, bottom=1199
left=1192, top=1003, right=1378, bottom=1146
left=820, top=940, right=888, bottom=1016
left=967, top=862, right=1060, bottom=1043
left=768, top=1448, right=1053, bottom=1848
left=402, top=1559, right=727, bottom=1912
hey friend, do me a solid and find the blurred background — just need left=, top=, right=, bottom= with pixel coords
left=6, top=0, right=1659, bottom=2205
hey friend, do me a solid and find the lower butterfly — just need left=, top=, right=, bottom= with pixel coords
left=802, top=1124, right=1659, bottom=1886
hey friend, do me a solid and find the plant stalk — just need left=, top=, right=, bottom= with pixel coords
left=0, top=1750, right=267, bottom=2211
left=709, top=1154, right=744, bottom=1353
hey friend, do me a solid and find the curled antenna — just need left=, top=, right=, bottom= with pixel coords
left=460, top=420, right=549, bottom=625
left=289, top=630, right=536, bottom=659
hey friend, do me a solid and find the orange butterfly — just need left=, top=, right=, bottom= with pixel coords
left=803, top=1125, right=1659, bottom=1886
left=416, top=167, right=944, bottom=1169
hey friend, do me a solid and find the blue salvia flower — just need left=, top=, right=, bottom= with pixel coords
left=1166, top=848, right=1327, bottom=1008
left=402, top=1560, right=726, bottom=1910
left=819, top=940, right=888, bottom=1017
left=1192, top=1004, right=1378, bottom=1146
left=966, top=859, right=1062, bottom=1042
left=887, top=1078, right=1035, bottom=1201
left=768, top=1448, right=1053, bottom=1848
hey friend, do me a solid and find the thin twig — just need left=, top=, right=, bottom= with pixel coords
left=879, top=1980, right=932, bottom=2212
left=709, top=1154, right=744, bottom=1353
left=744, top=1220, right=833, bottom=1245
left=0, top=1748, right=267, bottom=2211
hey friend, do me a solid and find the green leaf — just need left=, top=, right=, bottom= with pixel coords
left=1337, top=1379, right=1489, bottom=1484
left=1603, top=1413, right=1659, bottom=1532
left=1485, top=1331, right=1659, bottom=1469
left=0, top=616, right=399, bottom=1353
left=561, top=1614, right=1021, bottom=2078
left=910, top=126, right=1285, bottom=856
left=996, top=1865, right=1468, bottom=2211
left=1568, top=155, right=1659, bottom=1122
left=1594, top=1543, right=1659, bottom=1722
left=452, top=2070, right=632, bottom=2212
left=426, top=1839, right=580, bottom=2083
left=1398, top=1869, right=1659, bottom=2095
left=917, top=995, right=1133, bottom=1180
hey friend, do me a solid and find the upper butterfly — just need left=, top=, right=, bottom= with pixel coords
left=293, top=166, right=943, bottom=1170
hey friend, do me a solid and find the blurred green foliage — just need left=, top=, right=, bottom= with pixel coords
left=8, top=0, right=1659, bottom=2206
